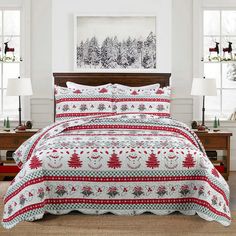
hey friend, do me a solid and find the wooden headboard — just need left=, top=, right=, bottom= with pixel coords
left=53, top=72, right=171, bottom=88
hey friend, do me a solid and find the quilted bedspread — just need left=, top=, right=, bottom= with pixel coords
left=1, top=114, right=231, bottom=228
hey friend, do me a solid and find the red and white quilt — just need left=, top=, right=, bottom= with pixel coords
left=1, top=114, right=231, bottom=228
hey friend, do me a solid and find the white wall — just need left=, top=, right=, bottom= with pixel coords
left=172, top=0, right=193, bottom=99
left=31, top=0, right=52, bottom=99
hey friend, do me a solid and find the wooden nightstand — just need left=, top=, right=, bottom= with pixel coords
left=194, top=131, right=232, bottom=180
left=0, top=129, right=38, bottom=180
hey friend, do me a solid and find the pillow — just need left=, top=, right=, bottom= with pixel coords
left=114, top=83, right=160, bottom=93
left=66, top=81, right=112, bottom=92
left=55, top=85, right=114, bottom=121
left=113, top=85, right=171, bottom=117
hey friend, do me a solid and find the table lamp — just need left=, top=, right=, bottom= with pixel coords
left=6, top=77, right=33, bottom=130
left=191, top=77, right=217, bottom=131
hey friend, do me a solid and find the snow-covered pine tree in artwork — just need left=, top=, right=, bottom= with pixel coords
left=183, top=152, right=196, bottom=169
left=107, top=151, right=122, bottom=169
left=118, top=41, right=129, bottom=68
left=146, top=151, right=160, bottom=169
left=142, top=32, right=156, bottom=69
left=68, top=150, right=82, bottom=169
left=29, top=155, right=42, bottom=169
left=137, top=40, right=143, bottom=65
left=76, top=29, right=156, bottom=69
left=109, top=36, right=119, bottom=68
left=126, top=37, right=138, bottom=66
left=83, top=39, right=90, bottom=66
left=88, top=36, right=100, bottom=67
left=77, top=41, right=84, bottom=67
left=101, top=37, right=111, bottom=68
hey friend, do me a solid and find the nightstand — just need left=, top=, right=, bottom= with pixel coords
left=0, top=129, right=38, bottom=180
left=194, top=131, right=232, bottom=180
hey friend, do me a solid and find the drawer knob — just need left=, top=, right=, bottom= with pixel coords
left=205, top=138, right=209, bottom=145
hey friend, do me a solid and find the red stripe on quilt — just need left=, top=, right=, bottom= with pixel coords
left=114, top=98, right=170, bottom=103
left=3, top=197, right=230, bottom=223
left=56, top=97, right=112, bottom=103
left=56, top=97, right=170, bottom=104
left=115, top=112, right=170, bottom=117
left=56, top=112, right=115, bottom=118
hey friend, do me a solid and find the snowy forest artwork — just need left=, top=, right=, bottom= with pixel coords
left=75, top=16, right=156, bottom=70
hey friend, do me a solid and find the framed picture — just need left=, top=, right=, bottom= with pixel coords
left=74, top=15, right=157, bottom=71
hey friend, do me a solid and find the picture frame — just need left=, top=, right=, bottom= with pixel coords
left=74, top=14, right=157, bottom=72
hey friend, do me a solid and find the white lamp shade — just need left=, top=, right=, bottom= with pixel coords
left=6, top=78, right=33, bottom=96
left=191, top=78, right=217, bottom=96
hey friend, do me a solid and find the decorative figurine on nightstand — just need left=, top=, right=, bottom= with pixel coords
left=25, top=121, right=33, bottom=129
left=191, top=120, right=198, bottom=129
left=4, top=117, right=10, bottom=132
left=213, top=116, right=220, bottom=132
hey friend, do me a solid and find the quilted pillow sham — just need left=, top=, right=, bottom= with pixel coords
left=66, top=81, right=112, bottom=92
left=113, top=84, right=171, bottom=117
left=55, top=85, right=114, bottom=121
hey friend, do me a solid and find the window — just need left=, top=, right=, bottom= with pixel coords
left=203, top=10, right=236, bottom=120
left=0, top=9, right=21, bottom=118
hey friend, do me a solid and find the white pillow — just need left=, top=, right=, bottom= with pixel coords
left=66, top=81, right=112, bottom=90
left=114, top=83, right=160, bottom=90
left=114, top=83, right=160, bottom=95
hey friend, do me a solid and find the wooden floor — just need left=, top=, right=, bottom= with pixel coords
left=0, top=172, right=236, bottom=236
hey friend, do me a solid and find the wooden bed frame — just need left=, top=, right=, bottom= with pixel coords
left=53, top=72, right=171, bottom=88
left=53, top=72, right=171, bottom=120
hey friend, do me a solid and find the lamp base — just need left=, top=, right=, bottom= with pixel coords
left=197, top=124, right=208, bottom=132
left=16, top=125, right=26, bottom=131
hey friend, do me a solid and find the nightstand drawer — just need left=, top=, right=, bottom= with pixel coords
left=0, top=136, right=27, bottom=149
left=199, top=136, right=227, bottom=149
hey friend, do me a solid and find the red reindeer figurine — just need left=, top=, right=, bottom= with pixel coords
left=4, top=41, right=15, bottom=57
left=209, top=42, right=220, bottom=57
left=223, top=42, right=233, bottom=59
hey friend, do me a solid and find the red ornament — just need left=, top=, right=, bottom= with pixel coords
left=156, top=89, right=164, bottom=95
left=212, top=168, right=220, bottom=178
left=29, top=155, right=42, bottom=169
left=146, top=153, right=160, bottom=169
left=183, top=153, right=196, bottom=168
left=107, top=152, right=121, bottom=169
left=99, top=88, right=108, bottom=93
left=131, top=90, right=138, bottom=95
left=68, top=151, right=82, bottom=168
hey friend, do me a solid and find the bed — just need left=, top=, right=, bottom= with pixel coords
left=1, top=73, right=231, bottom=228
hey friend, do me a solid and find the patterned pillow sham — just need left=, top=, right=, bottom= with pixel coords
left=114, top=83, right=160, bottom=93
left=66, top=81, right=112, bottom=92
left=113, top=85, right=171, bottom=117
left=55, top=85, right=114, bottom=121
